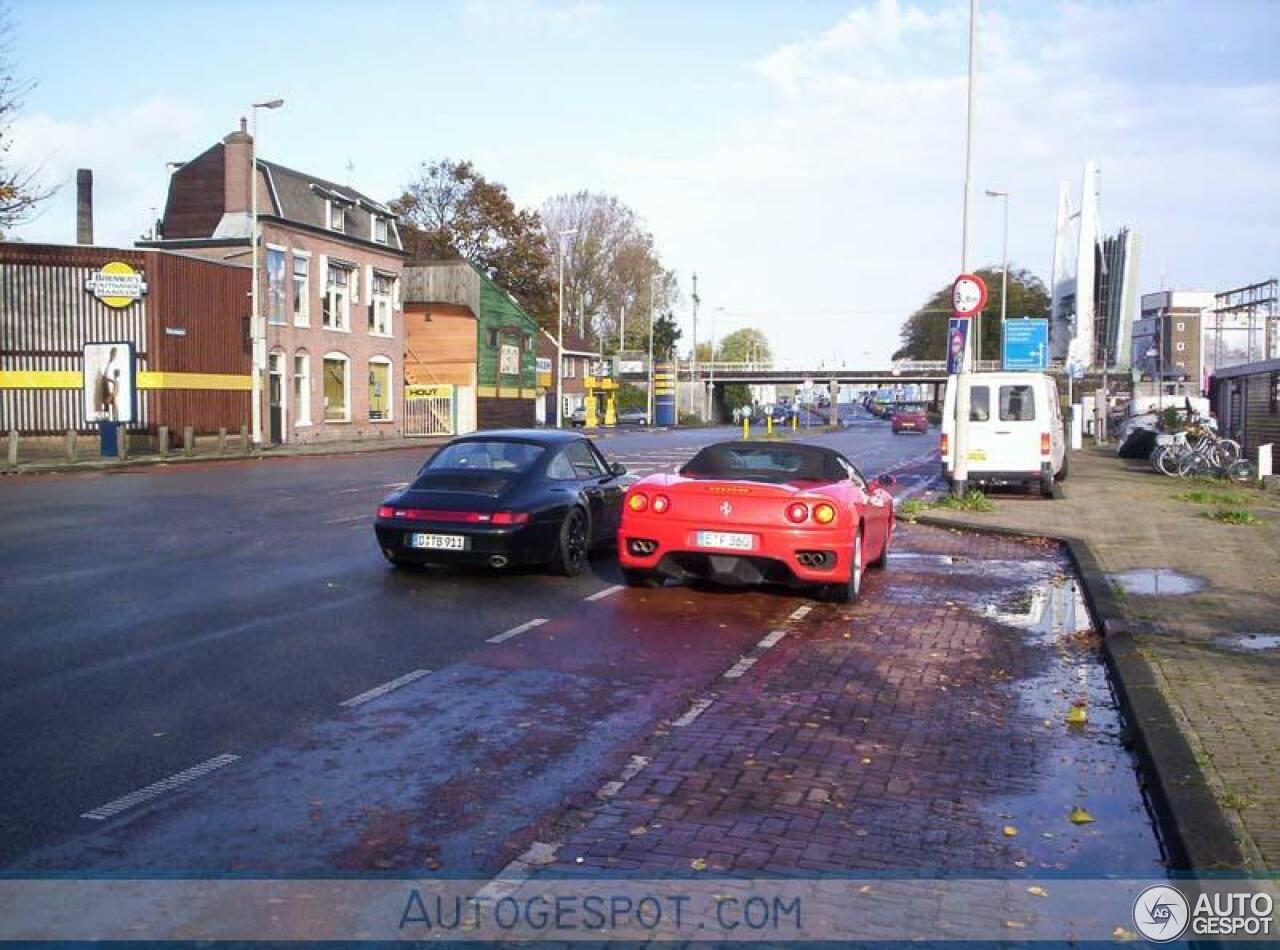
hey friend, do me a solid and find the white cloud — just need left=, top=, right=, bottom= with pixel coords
left=7, top=97, right=207, bottom=245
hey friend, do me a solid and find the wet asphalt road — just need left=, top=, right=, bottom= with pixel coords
left=0, top=410, right=934, bottom=867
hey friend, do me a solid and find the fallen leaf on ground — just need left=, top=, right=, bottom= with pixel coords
left=629, top=826, right=647, bottom=837
left=1003, top=825, right=1018, bottom=837
left=1027, top=886, right=1048, bottom=898
left=1065, top=704, right=1089, bottom=726
left=690, top=858, right=707, bottom=871
left=858, top=885, right=872, bottom=894
left=1069, top=806, right=1096, bottom=824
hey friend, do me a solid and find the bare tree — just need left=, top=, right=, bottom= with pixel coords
left=0, top=6, right=52, bottom=236
left=540, top=191, right=679, bottom=351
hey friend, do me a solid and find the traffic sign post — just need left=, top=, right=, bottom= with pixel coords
left=949, top=273, right=986, bottom=496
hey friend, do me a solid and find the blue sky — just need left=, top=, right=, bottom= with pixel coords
left=8, top=0, right=1279, bottom=365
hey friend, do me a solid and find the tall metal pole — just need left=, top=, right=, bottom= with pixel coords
left=984, top=188, right=1009, bottom=368
left=690, top=272, right=699, bottom=420
left=648, top=274, right=658, bottom=425
left=554, top=229, right=577, bottom=428
left=249, top=98, right=283, bottom=449
left=951, top=0, right=978, bottom=496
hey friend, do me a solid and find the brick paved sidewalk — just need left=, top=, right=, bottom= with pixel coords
left=922, top=449, right=1280, bottom=869
left=543, top=525, right=1163, bottom=877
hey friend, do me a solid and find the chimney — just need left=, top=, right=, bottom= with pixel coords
left=76, top=169, right=94, bottom=245
left=222, top=116, right=254, bottom=215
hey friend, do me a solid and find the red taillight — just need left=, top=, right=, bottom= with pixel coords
left=628, top=493, right=649, bottom=512
left=786, top=502, right=809, bottom=524
left=651, top=494, right=670, bottom=514
left=940, top=433, right=950, bottom=456
left=1040, top=432, right=1051, bottom=455
left=377, top=505, right=395, bottom=519
left=377, top=508, right=527, bottom=524
left=490, top=511, right=530, bottom=525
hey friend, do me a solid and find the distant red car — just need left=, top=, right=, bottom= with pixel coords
left=618, top=442, right=895, bottom=603
left=890, top=405, right=929, bottom=434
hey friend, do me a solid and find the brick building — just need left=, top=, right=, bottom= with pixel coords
left=537, top=326, right=595, bottom=423
left=140, top=119, right=407, bottom=443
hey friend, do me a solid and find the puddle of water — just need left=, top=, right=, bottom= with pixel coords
left=1216, top=633, right=1280, bottom=653
left=1109, top=568, right=1206, bottom=596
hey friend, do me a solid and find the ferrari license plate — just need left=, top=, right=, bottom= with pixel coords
left=694, top=531, right=755, bottom=551
left=409, top=533, right=467, bottom=551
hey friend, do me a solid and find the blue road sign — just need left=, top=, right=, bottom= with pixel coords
left=1002, top=318, right=1049, bottom=371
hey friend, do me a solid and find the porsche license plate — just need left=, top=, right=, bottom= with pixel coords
left=409, top=533, right=467, bottom=551
left=695, top=531, right=755, bottom=551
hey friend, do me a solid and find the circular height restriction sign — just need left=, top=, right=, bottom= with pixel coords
left=952, top=273, right=988, bottom=317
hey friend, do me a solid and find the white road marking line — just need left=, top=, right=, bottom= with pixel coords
left=334, top=488, right=362, bottom=494
left=789, top=605, right=813, bottom=621
left=672, top=698, right=714, bottom=728
left=584, top=584, right=624, bottom=602
left=80, top=754, right=240, bottom=821
left=383, top=482, right=408, bottom=489
left=756, top=629, right=787, bottom=650
left=723, top=656, right=758, bottom=680
left=323, top=515, right=365, bottom=525
left=338, top=669, right=433, bottom=708
left=487, top=618, right=548, bottom=644
left=597, top=754, right=651, bottom=798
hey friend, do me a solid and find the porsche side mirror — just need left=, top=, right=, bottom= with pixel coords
left=877, top=473, right=897, bottom=488
left=611, top=462, right=628, bottom=477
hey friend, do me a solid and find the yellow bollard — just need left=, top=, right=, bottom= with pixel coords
left=792, top=412, right=798, bottom=431
left=742, top=416, right=749, bottom=439
left=767, top=415, right=774, bottom=436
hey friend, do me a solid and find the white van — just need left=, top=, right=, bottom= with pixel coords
left=940, top=372, right=1066, bottom=498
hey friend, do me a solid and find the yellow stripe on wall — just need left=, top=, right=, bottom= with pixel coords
left=0, top=371, right=83, bottom=388
left=137, top=372, right=252, bottom=391
left=0, top=370, right=251, bottom=391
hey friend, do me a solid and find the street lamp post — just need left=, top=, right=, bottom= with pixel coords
left=711, top=306, right=724, bottom=425
left=984, top=188, right=1009, bottom=369
left=555, top=228, right=577, bottom=428
left=249, top=97, right=284, bottom=450
left=951, top=0, right=978, bottom=497
left=648, top=274, right=659, bottom=425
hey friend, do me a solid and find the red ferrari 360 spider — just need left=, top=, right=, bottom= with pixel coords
left=618, top=441, right=896, bottom=602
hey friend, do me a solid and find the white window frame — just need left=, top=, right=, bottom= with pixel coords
left=322, top=352, right=352, bottom=423
left=372, top=215, right=389, bottom=245
left=293, top=351, right=312, bottom=426
left=563, top=356, right=575, bottom=379
left=370, top=270, right=394, bottom=338
left=1175, top=321, right=1185, bottom=332
left=265, top=244, right=288, bottom=326
left=327, top=199, right=345, bottom=233
left=368, top=355, right=393, bottom=422
left=291, top=249, right=310, bottom=327
left=1176, top=341, right=1186, bottom=352
left=268, top=349, right=287, bottom=429
left=323, top=263, right=352, bottom=332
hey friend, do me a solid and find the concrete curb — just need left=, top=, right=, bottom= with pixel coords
left=913, top=511, right=1247, bottom=872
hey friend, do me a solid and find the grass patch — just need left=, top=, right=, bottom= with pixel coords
left=932, top=489, right=995, bottom=512
left=896, top=499, right=930, bottom=521
left=1175, top=488, right=1255, bottom=507
left=1204, top=509, right=1260, bottom=526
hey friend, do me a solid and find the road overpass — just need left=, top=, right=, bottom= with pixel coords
left=679, top=360, right=949, bottom=386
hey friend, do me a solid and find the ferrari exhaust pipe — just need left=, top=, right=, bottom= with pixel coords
left=488, top=555, right=509, bottom=569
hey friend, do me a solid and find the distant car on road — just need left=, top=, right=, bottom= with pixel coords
left=616, top=409, right=649, bottom=426
left=568, top=407, right=587, bottom=427
left=375, top=430, right=626, bottom=576
left=619, top=441, right=896, bottom=603
left=890, top=404, right=929, bottom=434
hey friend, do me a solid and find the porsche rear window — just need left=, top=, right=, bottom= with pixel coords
left=426, top=440, right=545, bottom=473
left=680, top=445, right=846, bottom=484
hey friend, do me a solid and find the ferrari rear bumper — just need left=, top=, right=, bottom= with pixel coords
left=619, top=523, right=853, bottom=586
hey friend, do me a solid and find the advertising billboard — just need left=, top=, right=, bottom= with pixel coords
left=82, top=342, right=136, bottom=424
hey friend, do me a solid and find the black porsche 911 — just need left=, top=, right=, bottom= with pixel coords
left=374, top=430, right=627, bottom=576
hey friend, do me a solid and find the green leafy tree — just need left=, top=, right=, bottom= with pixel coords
left=651, top=313, right=682, bottom=360
left=893, top=266, right=1050, bottom=362
left=391, top=159, right=556, bottom=326
left=714, top=328, right=772, bottom=413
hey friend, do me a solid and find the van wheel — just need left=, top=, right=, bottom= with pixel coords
left=1055, top=451, right=1070, bottom=482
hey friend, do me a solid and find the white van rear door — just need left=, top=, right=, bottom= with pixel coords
left=988, top=381, right=1040, bottom=471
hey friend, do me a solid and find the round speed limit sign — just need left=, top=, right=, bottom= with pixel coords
left=952, top=273, right=988, bottom=317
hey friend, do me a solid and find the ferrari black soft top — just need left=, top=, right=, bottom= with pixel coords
left=679, top=441, right=851, bottom=484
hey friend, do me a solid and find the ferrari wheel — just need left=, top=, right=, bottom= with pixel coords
left=550, top=507, right=590, bottom=577
left=622, top=568, right=659, bottom=588
left=823, top=531, right=863, bottom=604
left=868, top=523, right=891, bottom=569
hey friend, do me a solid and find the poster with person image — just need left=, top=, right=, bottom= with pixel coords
left=82, top=342, right=136, bottom=424
left=266, top=248, right=287, bottom=323
left=946, top=318, right=970, bottom=375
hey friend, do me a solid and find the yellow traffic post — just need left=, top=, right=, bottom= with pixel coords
left=604, top=391, right=617, bottom=426
left=767, top=415, right=774, bottom=436
left=742, top=415, right=749, bottom=439
left=791, top=412, right=798, bottom=431
left=584, top=394, right=598, bottom=428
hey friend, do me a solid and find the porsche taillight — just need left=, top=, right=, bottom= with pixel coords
left=490, top=511, right=530, bottom=525
left=377, top=506, right=395, bottom=519
left=785, top=502, right=809, bottom=524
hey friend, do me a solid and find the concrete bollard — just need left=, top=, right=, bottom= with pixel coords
left=218, top=427, right=227, bottom=455
left=119, top=428, right=130, bottom=461
left=66, top=429, right=77, bottom=462
left=240, top=425, right=250, bottom=454
left=6, top=429, right=17, bottom=470
left=184, top=426, right=194, bottom=458
left=159, top=425, right=170, bottom=458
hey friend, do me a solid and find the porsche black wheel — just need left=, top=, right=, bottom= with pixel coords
left=550, top=507, right=590, bottom=577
